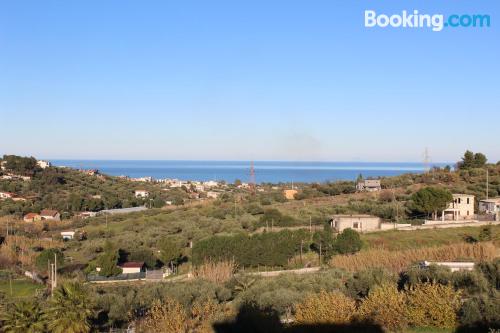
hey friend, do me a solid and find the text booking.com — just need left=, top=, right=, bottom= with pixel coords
left=365, top=10, right=491, bottom=32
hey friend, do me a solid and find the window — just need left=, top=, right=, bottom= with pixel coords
left=353, top=222, right=359, bottom=229
left=467, top=198, right=470, bottom=204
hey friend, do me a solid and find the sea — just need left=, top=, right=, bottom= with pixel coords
left=49, top=160, right=450, bottom=184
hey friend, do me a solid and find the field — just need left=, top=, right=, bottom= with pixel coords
left=361, top=224, right=500, bottom=251
left=0, top=279, right=44, bottom=298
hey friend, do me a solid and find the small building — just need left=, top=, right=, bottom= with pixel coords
left=40, top=209, right=61, bottom=221
left=37, top=160, right=51, bottom=169
left=60, top=231, right=76, bottom=240
left=203, top=180, right=219, bottom=188
left=134, top=189, right=150, bottom=198
left=442, top=194, right=475, bottom=221
left=120, top=262, right=145, bottom=274
left=479, top=198, right=500, bottom=216
left=330, top=214, right=382, bottom=233
left=356, top=179, right=382, bottom=192
left=23, top=213, right=41, bottom=222
left=283, top=189, right=298, bottom=200
left=0, top=191, right=15, bottom=199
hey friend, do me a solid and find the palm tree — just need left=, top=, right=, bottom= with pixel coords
left=43, top=281, right=93, bottom=333
left=0, top=300, right=45, bottom=333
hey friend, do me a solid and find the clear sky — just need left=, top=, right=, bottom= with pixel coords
left=1, top=1, right=499, bottom=162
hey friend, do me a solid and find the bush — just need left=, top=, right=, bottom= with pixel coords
left=333, top=228, right=362, bottom=254
left=406, top=283, right=461, bottom=329
left=34, top=248, right=64, bottom=274
left=139, top=299, right=187, bottom=333
left=459, top=292, right=500, bottom=329
left=345, top=268, right=395, bottom=300
left=294, top=290, right=356, bottom=325
left=358, top=283, right=408, bottom=331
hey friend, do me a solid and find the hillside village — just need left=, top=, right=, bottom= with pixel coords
left=0, top=152, right=500, bottom=332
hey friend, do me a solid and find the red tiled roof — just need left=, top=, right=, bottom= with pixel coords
left=24, top=213, right=40, bottom=219
left=40, top=209, right=59, bottom=217
left=120, top=262, right=144, bottom=268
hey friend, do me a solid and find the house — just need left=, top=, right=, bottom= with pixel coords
left=442, top=194, right=475, bottom=221
left=479, top=198, right=500, bottom=217
left=0, top=191, right=15, bottom=199
left=119, top=262, right=145, bottom=274
left=60, top=231, right=76, bottom=240
left=330, top=214, right=382, bottom=232
left=36, top=160, right=51, bottom=169
left=203, top=180, right=218, bottom=188
left=40, top=209, right=61, bottom=221
left=356, top=179, right=382, bottom=192
left=283, top=189, right=298, bottom=200
left=23, top=213, right=41, bottom=222
left=134, top=189, right=150, bottom=198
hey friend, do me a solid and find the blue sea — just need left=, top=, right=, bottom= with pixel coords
left=49, top=160, right=450, bottom=184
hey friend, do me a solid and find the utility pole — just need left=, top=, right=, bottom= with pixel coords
left=309, top=216, right=312, bottom=234
left=319, top=243, right=322, bottom=267
left=486, top=169, right=489, bottom=200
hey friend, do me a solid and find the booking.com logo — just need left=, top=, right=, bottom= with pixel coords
left=365, top=10, right=491, bottom=32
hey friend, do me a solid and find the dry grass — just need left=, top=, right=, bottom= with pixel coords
left=192, top=259, right=237, bottom=284
left=0, top=235, right=63, bottom=268
left=330, top=242, right=497, bottom=273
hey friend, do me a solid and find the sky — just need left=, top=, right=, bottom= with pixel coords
left=1, top=1, right=499, bottom=162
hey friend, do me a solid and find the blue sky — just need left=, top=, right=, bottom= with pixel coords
left=1, top=1, right=499, bottom=162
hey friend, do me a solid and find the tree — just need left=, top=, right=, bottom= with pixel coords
left=333, top=228, right=363, bottom=254
left=312, top=230, right=335, bottom=260
left=458, top=150, right=488, bottom=169
left=96, top=241, right=122, bottom=277
left=473, top=153, right=487, bottom=168
left=140, top=299, right=187, bottom=333
left=406, top=283, right=461, bottom=329
left=44, top=282, right=93, bottom=333
left=234, top=179, right=242, bottom=187
left=294, top=291, right=356, bottom=325
left=34, top=248, right=64, bottom=275
left=358, top=283, right=408, bottom=331
left=0, top=300, right=45, bottom=333
left=409, top=187, right=453, bottom=219
left=158, top=237, right=182, bottom=268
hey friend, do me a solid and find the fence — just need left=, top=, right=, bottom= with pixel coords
left=87, top=272, right=146, bottom=282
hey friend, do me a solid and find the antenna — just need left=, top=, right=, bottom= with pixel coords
left=423, top=147, right=431, bottom=172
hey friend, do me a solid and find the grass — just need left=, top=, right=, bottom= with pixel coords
left=0, top=279, right=44, bottom=298
left=361, top=224, right=500, bottom=251
left=330, top=242, right=497, bottom=273
left=405, top=328, right=454, bottom=333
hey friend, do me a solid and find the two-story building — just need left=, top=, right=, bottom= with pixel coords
left=442, top=194, right=475, bottom=221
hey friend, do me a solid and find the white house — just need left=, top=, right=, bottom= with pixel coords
left=203, top=180, right=219, bottom=188
left=37, top=160, right=51, bottom=169
left=60, top=231, right=76, bottom=240
left=330, top=214, right=382, bottom=232
left=119, top=262, right=145, bottom=274
left=134, top=189, right=150, bottom=198
left=442, top=194, right=475, bottom=221
left=40, top=209, right=61, bottom=221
